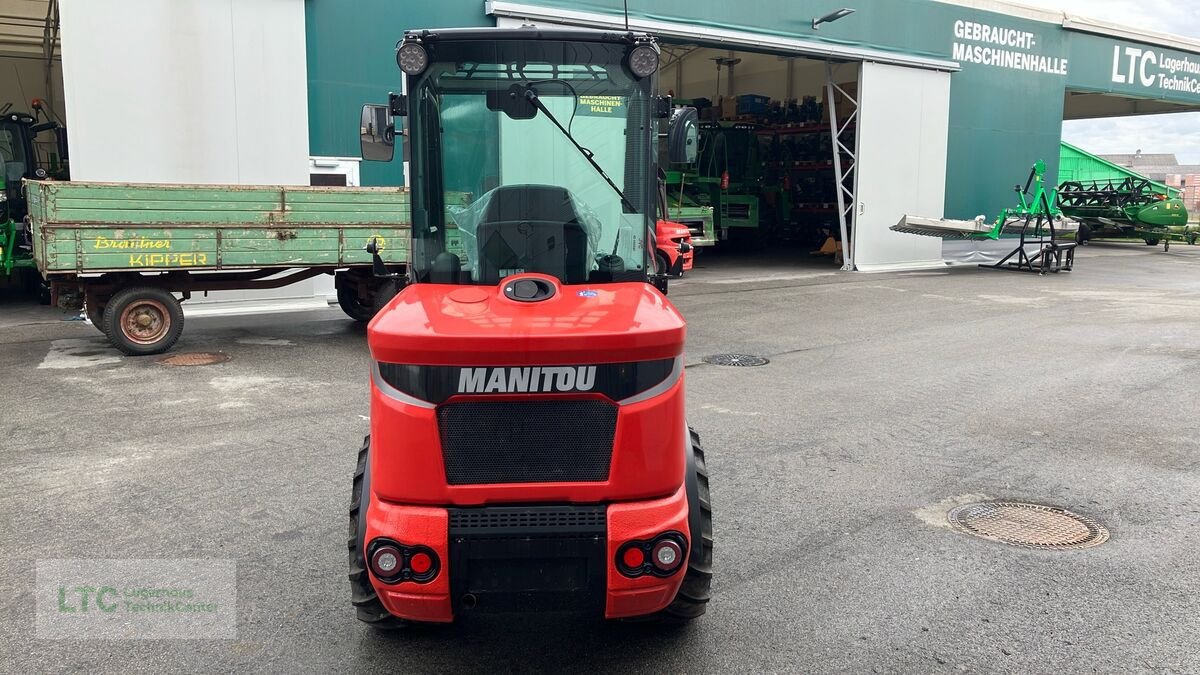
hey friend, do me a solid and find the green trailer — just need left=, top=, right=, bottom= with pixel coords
left=27, top=180, right=467, bottom=355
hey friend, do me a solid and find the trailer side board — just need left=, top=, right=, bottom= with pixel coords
left=27, top=181, right=470, bottom=275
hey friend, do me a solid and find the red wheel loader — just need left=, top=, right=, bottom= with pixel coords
left=350, top=27, right=711, bottom=626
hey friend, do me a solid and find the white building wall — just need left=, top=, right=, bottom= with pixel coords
left=59, top=0, right=308, bottom=184
left=58, top=0, right=330, bottom=307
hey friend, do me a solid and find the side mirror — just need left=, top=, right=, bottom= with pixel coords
left=360, top=104, right=395, bottom=162
left=667, top=106, right=699, bottom=165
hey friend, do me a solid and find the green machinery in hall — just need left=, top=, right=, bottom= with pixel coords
left=664, top=121, right=761, bottom=243
left=894, top=160, right=1077, bottom=274
left=661, top=170, right=716, bottom=247
left=1057, top=176, right=1195, bottom=251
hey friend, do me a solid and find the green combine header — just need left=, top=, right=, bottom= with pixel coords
left=1057, top=141, right=1196, bottom=250
left=1057, top=177, right=1194, bottom=249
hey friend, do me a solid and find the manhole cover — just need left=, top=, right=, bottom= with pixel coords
left=702, top=353, right=769, bottom=367
left=157, top=352, right=230, bottom=367
left=947, top=501, right=1109, bottom=550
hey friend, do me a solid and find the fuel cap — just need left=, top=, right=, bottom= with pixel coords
left=503, top=277, right=556, bottom=302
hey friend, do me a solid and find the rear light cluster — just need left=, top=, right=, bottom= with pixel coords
left=616, top=532, right=688, bottom=578
left=367, top=538, right=440, bottom=584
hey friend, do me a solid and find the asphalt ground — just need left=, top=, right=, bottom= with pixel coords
left=2, top=242, right=1200, bottom=673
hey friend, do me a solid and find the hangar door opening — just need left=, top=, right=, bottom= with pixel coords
left=493, top=10, right=957, bottom=272
left=656, top=45, right=863, bottom=269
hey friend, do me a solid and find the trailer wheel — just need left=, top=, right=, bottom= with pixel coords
left=649, top=427, right=712, bottom=622
left=349, top=435, right=409, bottom=629
left=1075, top=223, right=1090, bottom=245
left=371, top=279, right=402, bottom=316
left=336, top=285, right=375, bottom=323
left=1144, top=238, right=1160, bottom=246
left=101, top=286, right=184, bottom=356
left=21, top=269, right=50, bottom=304
left=85, top=301, right=106, bottom=335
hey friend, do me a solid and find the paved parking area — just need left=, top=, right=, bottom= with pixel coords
left=3, top=242, right=1200, bottom=672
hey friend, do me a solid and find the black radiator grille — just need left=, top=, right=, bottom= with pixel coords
left=437, top=399, right=617, bottom=485
left=449, top=505, right=607, bottom=535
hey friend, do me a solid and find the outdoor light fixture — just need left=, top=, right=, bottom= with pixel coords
left=397, top=42, right=429, bottom=75
left=628, top=44, right=660, bottom=78
left=812, top=7, right=856, bottom=30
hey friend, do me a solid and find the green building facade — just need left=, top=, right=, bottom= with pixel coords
left=305, top=0, right=1200, bottom=222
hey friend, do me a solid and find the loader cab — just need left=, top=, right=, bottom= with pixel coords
left=363, top=28, right=695, bottom=291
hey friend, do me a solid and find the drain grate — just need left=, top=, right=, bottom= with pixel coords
left=157, top=352, right=230, bottom=367
left=702, top=353, right=769, bottom=367
left=947, top=501, right=1109, bottom=550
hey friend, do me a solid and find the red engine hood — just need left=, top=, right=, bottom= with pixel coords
left=656, top=219, right=692, bottom=240
left=368, top=276, right=686, bottom=366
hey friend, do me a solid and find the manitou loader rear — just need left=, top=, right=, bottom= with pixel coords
left=349, top=27, right=712, bottom=625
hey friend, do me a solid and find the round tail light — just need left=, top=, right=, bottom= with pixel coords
left=651, top=539, right=683, bottom=572
left=370, top=545, right=402, bottom=578
left=409, top=551, right=433, bottom=575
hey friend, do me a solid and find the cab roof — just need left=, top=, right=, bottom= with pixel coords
left=403, top=26, right=654, bottom=46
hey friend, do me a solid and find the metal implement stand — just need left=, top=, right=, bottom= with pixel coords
left=980, top=162, right=1075, bottom=275
left=982, top=207, right=1075, bottom=275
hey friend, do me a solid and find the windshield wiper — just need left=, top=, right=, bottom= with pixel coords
left=522, top=88, right=638, bottom=214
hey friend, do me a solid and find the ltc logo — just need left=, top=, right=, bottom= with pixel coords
left=457, top=366, right=597, bottom=394
left=58, top=586, right=118, bottom=613
left=1112, top=45, right=1157, bottom=87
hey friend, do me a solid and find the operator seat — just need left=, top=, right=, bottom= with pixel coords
left=474, top=184, right=590, bottom=285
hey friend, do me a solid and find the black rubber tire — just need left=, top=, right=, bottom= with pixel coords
left=371, top=279, right=402, bottom=316
left=655, top=252, right=670, bottom=277
left=85, top=301, right=106, bottom=335
left=1144, top=238, right=1160, bottom=246
left=100, top=286, right=184, bottom=356
left=22, top=268, right=50, bottom=304
left=336, top=284, right=375, bottom=323
left=349, top=435, right=409, bottom=629
left=1075, top=223, right=1090, bottom=245
left=651, top=428, right=713, bottom=622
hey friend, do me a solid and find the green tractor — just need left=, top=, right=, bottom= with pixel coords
left=0, top=103, right=68, bottom=298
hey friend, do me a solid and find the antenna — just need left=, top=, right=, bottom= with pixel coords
left=623, top=0, right=629, bottom=31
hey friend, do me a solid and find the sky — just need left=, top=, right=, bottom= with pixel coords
left=1030, top=0, right=1200, bottom=164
